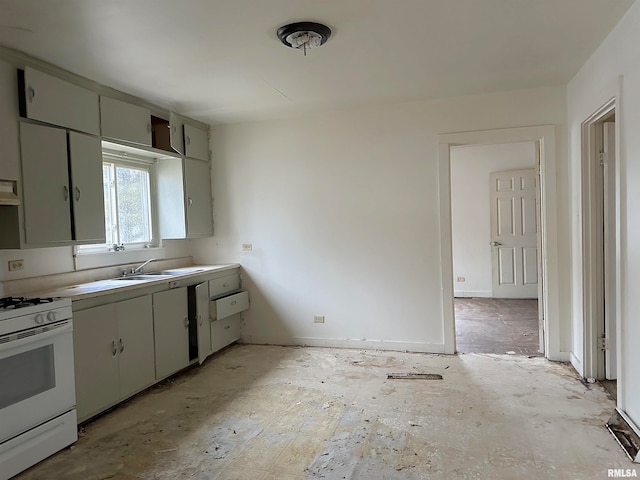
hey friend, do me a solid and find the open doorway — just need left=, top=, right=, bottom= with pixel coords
left=450, top=143, right=542, bottom=355
left=582, top=100, right=618, bottom=399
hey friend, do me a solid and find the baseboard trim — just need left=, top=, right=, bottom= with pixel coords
left=241, top=336, right=447, bottom=354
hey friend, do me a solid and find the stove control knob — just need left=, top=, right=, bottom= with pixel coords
left=35, top=313, right=45, bottom=324
left=47, top=311, right=58, bottom=322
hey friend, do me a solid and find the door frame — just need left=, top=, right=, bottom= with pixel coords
left=439, top=125, right=561, bottom=360
left=580, top=99, right=620, bottom=385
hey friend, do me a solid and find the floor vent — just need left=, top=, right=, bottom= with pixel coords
left=607, top=410, right=640, bottom=463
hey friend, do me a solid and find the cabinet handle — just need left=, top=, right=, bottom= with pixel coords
left=184, top=316, right=189, bottom=328
left=230, top=300, right=237, bottom=306
left=119, top=338, right=125, bottom=353
left=186, top=135, right=191, bottom=145
left=63, top=186, right=69, bottom=201
left=222, top=282, right=229, bottom=288
left=27, top=86, right=35, bottom=102
left=111, top=340, right=117, bottom=356
left=188, top=197, right=193, bottom=206
left=147, top=122, right=152, bottom=134
left=74, top=187, right=81, bottom=201
left=224, top=325, right=231, bottom=330
left=198, top=314, right=203, bottom=326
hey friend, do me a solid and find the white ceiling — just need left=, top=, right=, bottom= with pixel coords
left=0, top=0, right=634, bottom=124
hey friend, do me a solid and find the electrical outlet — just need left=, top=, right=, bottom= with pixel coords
left=456, top=277, right=465, bottom=282
left=314, top=315, right=325, bottom=324
left=8, top=259, right=24, bottom=272
left=242, top=243, right=253, bottom=251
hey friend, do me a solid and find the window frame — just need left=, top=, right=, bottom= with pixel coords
left=76, top=150, right=159, bottom=255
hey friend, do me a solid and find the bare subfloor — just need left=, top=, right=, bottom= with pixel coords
left=16, top=345, right=629, bottom=480
left=455, top=298, right=541, bottom=355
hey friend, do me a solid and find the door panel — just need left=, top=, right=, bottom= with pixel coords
left=68, top=131, right=105, bottom=243
left=491, top=169, right=538, bottom=298
left=116, top=296, right=155, bottom=399
left=196, top=282, right=211, bottom=364
left=20, top=122, right=72, bottom=245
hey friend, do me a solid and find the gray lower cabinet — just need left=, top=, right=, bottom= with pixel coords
left=73, top=295, right=155, bottom=422
left=153, top=287, right=190, bottom=379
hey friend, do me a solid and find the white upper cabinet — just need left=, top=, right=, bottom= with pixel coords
left=169, top=112, right=184, bottom=155
left=20, top=122, right=105, bottom=246
left=20, top=122, right=72, bottom=245
left=184, top=124, right=208, bottom=161
left=21, top=67, right=100, bottom=135
left=68, top=131, right=106, bottom=243
left=185, top=158, right=213, bottom=237
left=100, top=96, right=152, bottom=146
left=156, top=157, right=213, bottom=239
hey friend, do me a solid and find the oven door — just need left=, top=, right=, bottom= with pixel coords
left=0, top=320, right=76, bottom=444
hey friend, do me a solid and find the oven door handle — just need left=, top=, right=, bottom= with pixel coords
left=0, top=321, right=72, bottom=354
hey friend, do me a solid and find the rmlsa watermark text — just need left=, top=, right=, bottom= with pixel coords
left=608, top=469, right=638, bottom=478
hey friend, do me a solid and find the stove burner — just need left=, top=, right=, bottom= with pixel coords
left=0, top=296, right=56, bottom=310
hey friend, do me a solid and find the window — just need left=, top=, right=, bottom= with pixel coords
left=102, top=161, right=153, bottom=247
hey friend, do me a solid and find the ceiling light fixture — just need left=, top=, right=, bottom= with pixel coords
left=277, top=22, right=332, bottom=56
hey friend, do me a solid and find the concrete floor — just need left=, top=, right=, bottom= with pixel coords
left=455, top=298, right=541, bottom=355
left=15, top=345, right=631, bottom=480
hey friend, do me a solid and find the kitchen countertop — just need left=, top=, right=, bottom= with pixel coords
left=30, top=264, right=240, bottom=301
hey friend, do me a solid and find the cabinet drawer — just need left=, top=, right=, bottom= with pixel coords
left=210, top=313, right=241, bottom=353
left=210, top=291, right=249, bottom=321
left=209, top=274, right=240, bottom=298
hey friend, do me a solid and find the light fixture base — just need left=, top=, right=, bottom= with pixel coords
left=277, top=22, right=332, bottom=54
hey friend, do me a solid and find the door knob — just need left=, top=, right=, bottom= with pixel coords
left=491, top=241, right=502, bottom=246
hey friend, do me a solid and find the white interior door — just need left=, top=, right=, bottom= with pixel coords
left=490, top=169, right=539, bottom=298
left=603, top=121, right=617, bottom=380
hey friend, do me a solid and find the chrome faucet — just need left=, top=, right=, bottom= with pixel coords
left=130, top=258, right=156, bottom=275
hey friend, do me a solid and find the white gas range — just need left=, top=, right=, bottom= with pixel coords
left=0, top=296, right=77, bottom=480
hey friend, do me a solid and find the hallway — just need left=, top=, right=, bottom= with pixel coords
left=455, top=298, right=541, bottom=355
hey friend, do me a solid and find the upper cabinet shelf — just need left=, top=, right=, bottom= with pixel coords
left=100, top=96, right=152, bottom=146
left=18, top=67, right=100, bottom=135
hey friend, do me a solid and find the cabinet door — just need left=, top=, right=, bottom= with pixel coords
left=116, top=296, right=155, bottom=399
left=169, top=111, right=184, bottom=155
left=184, top=124, right=208, bottom=161
left=20, top=122, right=72, bottom=245
left=153, top=288, right=189, bottom=379
left=68, top=131, right=106, bottom=243
left=100, top=97, right=152, bottom=146
left=195, top=282, right=211, bottom=364
left=184, top=158, right=213, bottom=237
left=73, top=304, right=119, bottom=422
left=23, top=66, right=100, bottom=135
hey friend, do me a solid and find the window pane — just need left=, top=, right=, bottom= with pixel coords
left=115, top=166, right=151, bottom=244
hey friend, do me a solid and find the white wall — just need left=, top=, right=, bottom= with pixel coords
left=567, top=0, right=640, bottom=425
left=192, top=85, right=570, bottom=353
left=450, top=142, right=536, bottom=297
